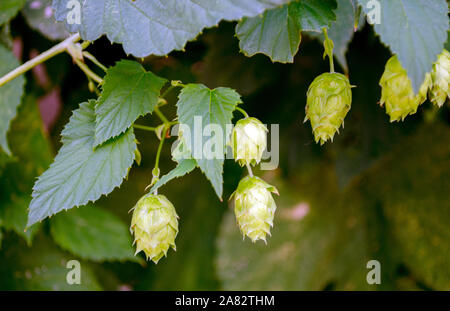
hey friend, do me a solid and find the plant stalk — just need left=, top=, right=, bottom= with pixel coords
left=0, top=33, right=81, bottom=87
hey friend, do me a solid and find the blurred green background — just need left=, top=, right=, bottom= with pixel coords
left=0, top=1, right=449, bottom=291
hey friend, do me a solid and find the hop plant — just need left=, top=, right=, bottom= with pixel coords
left=380, top=55, right=431, bottom=122
left=304, top=72, right=352, bottom=145
left=130, top=193, right=179, bottom=263
left=430, top=49, right=450, bottom=107
left=231, top=176, right=278, bottom=243
left=231, top=117, right=268, bottom=166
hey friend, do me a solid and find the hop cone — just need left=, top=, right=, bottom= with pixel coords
left=131, top=193, right=179, bottom=263
left=380, top=55, right=431, bottom=122
left=231, top=117, right=268, bottom=166
left=305, top=72, right=352, bottom=145
left=430, top=49, right=450, bottom=107
left=231, top=176, right=278, bottom=243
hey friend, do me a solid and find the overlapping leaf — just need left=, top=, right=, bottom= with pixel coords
left=95, top=60, right=167, bottom=146
left=358, top=0, right=448, bottom=93
left=50, top=205, right=139, bottom=262
left=28, top=100, right=137, bottom=226
left=22, top=0, right=69, bottom=40
left=176, top=84, right=242, bottom=199
left=0, top=0, right=26, bottom=25
left=0, top=97, right=52, bottom=244
left=0, top=45, right=25, bottom=155
left=52, top=0, right=293, bottom=57
left=236, top=0, right=337, bottom=63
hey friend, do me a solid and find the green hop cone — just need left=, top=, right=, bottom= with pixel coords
left=130, top=193, right=179, bottom=263
left=430, top=49, right=450, bottom=107
left=304, top=72, right=352, bottom=145
left=231, top=117, right=268, bottom=166
left=231, top=176, right=278, bottom=243
left=379, top=55, right=431, bottom=122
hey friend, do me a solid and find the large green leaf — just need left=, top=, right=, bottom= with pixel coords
left=28, top=100, right=137, bottom=226
left=0, top=97, right=52, bottom=244
left=0, top=234, right=102, bottom=290
left=358, top=0, right=448, bottom=93
left=52, top=0, right=293, bottom=57
left=176, top=84, right=241, bottom=199
left=95, top=60, right=167, bottom=146
left=0, top=45, right=25, bottom=155
left=0, top=0, right=26, bottom=25
left=236, top=0, right=337, bottom=63
left=50, top=205, right=139, bottom=263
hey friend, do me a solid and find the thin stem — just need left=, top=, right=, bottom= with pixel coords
left=133, top=124, right=157, bottom=131
left=154, top=126, right=169, bottom=175
left=83, top=51, right=108, bottom=72
left=154, top=106, right=170, bottom=124
left=0, top=33, right=81, bottom=87
left=74, top=58, right=104, bottom=84
left=236, top=107, right=249, bottom=118
left=246, top=163, right=254, bottom=177
left=323, top=28, right=335, bottom=73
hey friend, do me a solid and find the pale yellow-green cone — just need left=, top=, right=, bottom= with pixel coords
left=304, top=72, right=352, bottom=145
left=430, top=49, right=450, bottom=107
left=380, top=55, right=431, bottom=122
left=231, top=117, right=268, bottom=166
left=130, top=193, right=179, bottom=263
left=231, top=176, right=278, bottom=243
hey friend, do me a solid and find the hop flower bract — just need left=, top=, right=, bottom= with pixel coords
left=231, top=176, right=278, bottom=243
left=231, top=117, right=268, bottom=166
left=430, top=49, right=450, bottom=107
left=305, top=72, right=352, bottom=145
left=131, top=193, right=179, bottom=263
left=380, top=55, right=431, bottom=122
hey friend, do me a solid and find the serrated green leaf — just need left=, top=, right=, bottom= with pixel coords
left=176, top=84, right=242, bottom=199
left=95, top=60, right=167, bottom=146
left=23, top=0, right=69, bottom=41
left=0, top=97, right=52, bottom=244
left=50, top=205, right=139, bottom=262
left=0, top=45, right=25, bottom=155
left=0, top=0, right=26, bottom=25
left=28, top=100, right=137, bottom=226
left=0, top=234, right=102, bottom=290
left=150, top=159, right=197, bottom=194
left=53, top=0, right=293, bottom=57
left=357, top=0, right=448, bottom=93
left=236, top=0, right=337, bottom=63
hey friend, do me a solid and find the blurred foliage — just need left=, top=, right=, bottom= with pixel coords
left=0, top=3, right=448, bottom=291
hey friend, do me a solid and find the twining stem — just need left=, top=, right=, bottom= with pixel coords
left=154, top=106, right=170, bottom=124
left=246, top=163, right=254, bottom=177
left=74, top=58, right=104, bottom=84
left=0, top=33, right=81, bottom=87
left=154, top=126, right=169, bottom=178
left=133, top=124, right=157, bottom=131
left=236, top=107, right=249, bottom=118
left=83, top=51, right=108, bottom=72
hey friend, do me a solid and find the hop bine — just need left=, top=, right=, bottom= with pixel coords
left=304, top=72, right=352, bottom=145
left=379, top=55, right=431, bottom=122
left=430, top=49, right=450, bottom=107
left=231, top=176, right=278, bottom=243
left=231, top=117, right=268, bottom=166
left=130, top=193, right=179, bottom=263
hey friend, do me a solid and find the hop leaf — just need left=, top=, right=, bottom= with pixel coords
left=130, top=193, right=179, bottom=263
left=231, top=176, right=278, bottom=243
left=304, top=72, right=352, bottom=145
left=430, top=49, right=450, bottom=108
left=379, top=55, right=431, bottom=122
left=231, top=117, right=268, bottom=166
